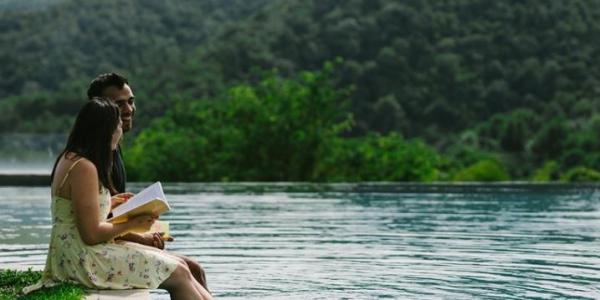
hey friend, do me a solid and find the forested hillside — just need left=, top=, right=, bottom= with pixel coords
left=2, top=0, right=600, bottom=181
left=190, top=0, right=600, bottom=137
left=0, top=0, right=272, bottom=132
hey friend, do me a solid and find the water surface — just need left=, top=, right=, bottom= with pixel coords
left=1, top=184, right=599, bottom=299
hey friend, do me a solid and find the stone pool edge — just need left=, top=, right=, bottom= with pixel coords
left=2, top=175, right=600, bottom=193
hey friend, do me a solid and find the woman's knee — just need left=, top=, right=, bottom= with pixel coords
left=178, top=255, right=204, bottom=271
left=185, top=257, right=203, bottom=270
left=165, top=262, right=192, bottom=284
left=159, top=263, right=193, bottom=291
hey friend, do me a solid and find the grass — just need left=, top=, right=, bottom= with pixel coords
left=0, top=269, right=86, bottom=300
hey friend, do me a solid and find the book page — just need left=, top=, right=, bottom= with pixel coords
left=110, top=182, right=169, bottom=219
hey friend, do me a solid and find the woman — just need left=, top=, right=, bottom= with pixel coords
left=23, top=98, right=211, bottom=300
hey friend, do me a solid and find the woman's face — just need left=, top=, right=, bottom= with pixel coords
left=111, top=119, right=123, bottom=150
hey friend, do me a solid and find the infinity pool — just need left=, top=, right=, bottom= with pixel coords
left=1, top=183, right=600, bottom=299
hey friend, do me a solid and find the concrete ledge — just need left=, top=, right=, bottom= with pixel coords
left=158, top=181, right=600, bottom=194
left=85, top=289, right=149, bottom=300
left=0, top=174, right=50, bottom=186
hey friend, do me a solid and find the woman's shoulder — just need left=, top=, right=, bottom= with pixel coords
left=53, top=153, right=99, bottom=196
left=63, top=153, right=96, bottom=175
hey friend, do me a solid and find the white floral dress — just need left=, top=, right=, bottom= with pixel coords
left=23, top=159, right=178, bottom=293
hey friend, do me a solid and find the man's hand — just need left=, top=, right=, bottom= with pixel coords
left=110, top=192, right=134, bottom=210
left=137, top=232, right=174, bottom=250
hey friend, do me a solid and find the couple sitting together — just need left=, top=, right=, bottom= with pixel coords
left=23, top=73, right=212, bottom=300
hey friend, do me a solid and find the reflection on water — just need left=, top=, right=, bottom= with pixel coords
left=1, top=184, right=600, bottom=299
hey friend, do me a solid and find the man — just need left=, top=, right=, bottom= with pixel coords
left=87, top=73, right=209, bottom=291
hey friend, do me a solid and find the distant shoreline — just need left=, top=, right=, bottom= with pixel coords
left=1, top=177, right=598, bottom=194
left=0, top=174, right=50, bottom=186
left=0, top=170, right=50, bottom=175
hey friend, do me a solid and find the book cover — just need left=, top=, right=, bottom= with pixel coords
left=107, top=182, right=171, bottom=225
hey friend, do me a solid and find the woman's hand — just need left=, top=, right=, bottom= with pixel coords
left=111, top=192, right=134, bottom=209
left=137, top=232, right=175, bottom=249
left=127, top=214, right=157, bottom=232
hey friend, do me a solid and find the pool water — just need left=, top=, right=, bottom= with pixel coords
left=1, top=184, right=599, bottom=299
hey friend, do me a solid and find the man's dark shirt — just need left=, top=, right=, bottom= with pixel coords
left=112, top=146, right=127, bottom=194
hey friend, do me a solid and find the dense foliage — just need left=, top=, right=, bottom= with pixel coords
left=2, top=0, right=600, bottom=181
left=126, top=63, right=440, bottom=182
left=0, top=0, right=271, bottom=133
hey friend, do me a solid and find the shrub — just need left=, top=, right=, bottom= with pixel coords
left=561, top=167, right=600, bottom=182
left=453, top=159, right=510, bottom=181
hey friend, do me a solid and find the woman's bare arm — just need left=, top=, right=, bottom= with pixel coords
left=70, top=159, right=154, bottom=245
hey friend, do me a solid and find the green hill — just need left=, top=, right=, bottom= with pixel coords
left=2, top=0, right=600, bottom=180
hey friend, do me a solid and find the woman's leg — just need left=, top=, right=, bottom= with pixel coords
left=175, top=254, right=209, bottom=292
left=164, top=255, right=211, bottom=298
left=191, top=278, right=213, bottom=300
left=159, top=263, right=207, bottom=300
left=118, top=241, right=212, bottom=298
left=118, top=241, right=209, bottom=292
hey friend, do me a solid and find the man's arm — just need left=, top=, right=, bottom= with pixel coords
left=117, top=232, right=174, bottom=249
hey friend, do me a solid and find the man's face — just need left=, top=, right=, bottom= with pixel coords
left=103, top=84, right=136, bottom=132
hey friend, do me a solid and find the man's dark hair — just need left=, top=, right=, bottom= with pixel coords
left=87, top=73, right=129, bottom=99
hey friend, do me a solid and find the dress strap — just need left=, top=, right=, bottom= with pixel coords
left=57, top=158, right=85, bottom=192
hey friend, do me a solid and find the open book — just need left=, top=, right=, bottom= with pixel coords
left=107, top=182, right=171, bottom=226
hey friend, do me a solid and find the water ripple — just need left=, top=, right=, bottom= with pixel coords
left=1, top=185, right=600, bottom=299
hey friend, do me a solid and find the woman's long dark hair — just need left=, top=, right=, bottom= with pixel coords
left=51, top=97, right=121, bottom=194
